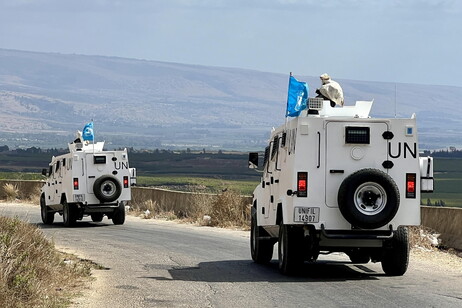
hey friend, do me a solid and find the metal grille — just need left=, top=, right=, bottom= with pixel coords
left=345, top=127, right=370, bottom=144
left=308, top=97, right=324, bottom=110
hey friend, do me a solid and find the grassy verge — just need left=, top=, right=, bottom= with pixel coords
left=137, top=174, right=258, bottom=195
left=0, top=172, right=43, bottom=181
left=0, top=216, right=93, bottom=308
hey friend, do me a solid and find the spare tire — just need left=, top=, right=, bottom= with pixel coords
left=338, top=169, right=400, bottom=229
left=93, top=175, right=122, bottom=203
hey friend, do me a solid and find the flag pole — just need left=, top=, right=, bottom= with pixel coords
left=285, top=72, right=293, bottom=128
left=92, top=119, right=95, bottom=154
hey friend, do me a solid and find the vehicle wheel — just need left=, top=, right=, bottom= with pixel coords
left=278, top=222, right=304, bottom=275
left=91, top=213, right=104, bottom=222
left=250, top=208, right=274, bottom=263
left=338, top=169, right=400, bottom=229
left=63, top=200, right=77, bottom=227
left=40, top=194, right=54, bottom=225
left=93, top=175, right=122, bottom=203
left=112, top=202, right=125, bottom=225
left=382, top=226, right=409, bottom=276
left=348, top=249, right=371, bottom=264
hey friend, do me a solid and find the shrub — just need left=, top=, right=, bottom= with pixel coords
left=0, top=216, right=91, bottom=308
left=26, top=185, right=41, bottom=204
left=189, top=190, right=251, bottom=229
left=2, top=183, right=19, bottom=202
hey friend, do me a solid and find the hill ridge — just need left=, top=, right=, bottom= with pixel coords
left=1, top=48, right=461, bottom=150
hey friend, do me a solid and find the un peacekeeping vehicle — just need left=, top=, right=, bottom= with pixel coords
left=248, top=97, right=434, bottom=276
left=40, top=135, right=136, bottom=227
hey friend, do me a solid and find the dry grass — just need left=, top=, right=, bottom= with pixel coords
left=128, top=190, right=252, bottom=229
left=409, top=225, right=440, bottom=250
left=128, top=199, right=179, bottom=220
left=179, top=190, right=251, bottom=229
left=0, top=216, right=92, bottom=308
left=2, top=183, right=19, bottom=202
left=26, top=185, right=41, bottom=204
left=409, top=225, right=462, bottom=258
left=130, top=199, right=159, bottom=219
left=204, top=190, right=251, bottom=229
left=0, top=182, right=42, bottom=203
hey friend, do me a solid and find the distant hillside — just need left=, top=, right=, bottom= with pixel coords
left=1, top=48, right=461, bottom=150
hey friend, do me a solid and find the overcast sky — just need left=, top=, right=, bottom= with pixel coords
left=1, top=0, right=461, bottom=86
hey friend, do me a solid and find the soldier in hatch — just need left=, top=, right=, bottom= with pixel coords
left=315, top=73, right=344, bottom=107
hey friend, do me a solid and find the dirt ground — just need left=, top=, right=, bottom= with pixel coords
left=410, top=248, right=462, bottom=273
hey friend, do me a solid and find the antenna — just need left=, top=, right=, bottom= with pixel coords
left=394, top=84, right=397, bottom=118
left=284, top=72, right=293, bottom=128
left=92, top=118, right=95, bottom=154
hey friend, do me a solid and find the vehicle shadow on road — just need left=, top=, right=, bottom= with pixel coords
left=141, top=259, right=382, bottom=283
left=35, top=221, right=110, bottom=229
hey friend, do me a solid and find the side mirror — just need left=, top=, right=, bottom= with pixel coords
left=248, top=152, right=259, bottom=169
left=41, top=168, right=48, bottom=176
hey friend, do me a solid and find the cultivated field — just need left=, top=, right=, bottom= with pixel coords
left=0, top=151, right=460, bottom=207
left=421, top=158, right=462, bottom=208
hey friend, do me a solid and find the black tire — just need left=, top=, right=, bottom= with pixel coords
left=40, top=194, right=54, bottom=225
left=382, top=226, right=409, bottom=276
left=63, top=199, right=77, bottom=227
left=112, top=202, right=125, bottom=225
left=348, top=249, right=371, bottom=264
left=250, top=207, right=274, bottom=264
left=91, top=213, right=104, bottom=222
left=93, top=175, right=122, bottom=203
left=278, top=222, right=304, bottom=275
left=338, top=169, right=400, bottom=229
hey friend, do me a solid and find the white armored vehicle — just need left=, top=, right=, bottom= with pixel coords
left=40, top=139, right=135, bottom=227
left=249, top=98, right=433, bottom=276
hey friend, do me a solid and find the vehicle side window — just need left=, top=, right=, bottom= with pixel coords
left=271, top=135, right=279, bottom=160
left=263, top=145, right=270, bottom=166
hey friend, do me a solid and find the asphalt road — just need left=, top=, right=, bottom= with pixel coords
left=1, top=203, right=461, bottom=308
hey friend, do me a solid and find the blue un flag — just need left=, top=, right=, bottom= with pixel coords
left=82, top=122, right=94, bottom=142
left=286, top=76, right=309, bottom=117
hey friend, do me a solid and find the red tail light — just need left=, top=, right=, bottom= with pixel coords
left=123, top=176, right=129, bottom=188
left=73, top=178, right=79, bottom=190
left=406, top=173, right=416, bottom=198
left=297, top=172, right=308, bottom=197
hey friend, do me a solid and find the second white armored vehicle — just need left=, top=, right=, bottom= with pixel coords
left=40, top=140, right=135, bottom=227
left=249, top=98, right=433, bottom=276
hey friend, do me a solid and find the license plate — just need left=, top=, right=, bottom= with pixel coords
left=294, top=207, right=320, bottom=223
left=74, top=194, right=85, bottom=202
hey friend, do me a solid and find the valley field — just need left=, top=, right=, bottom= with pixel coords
left=0, top=150, right=460, bottom=206
left=422, top=158, right=462, bottom=208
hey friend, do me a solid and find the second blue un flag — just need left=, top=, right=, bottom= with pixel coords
left=82, top=122, right=94, bottom=142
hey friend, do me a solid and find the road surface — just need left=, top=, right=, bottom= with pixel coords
left=1, top=203, right=461, bottom=308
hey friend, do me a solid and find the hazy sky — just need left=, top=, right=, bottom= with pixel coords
left=1, top=0, right=461, bottom=86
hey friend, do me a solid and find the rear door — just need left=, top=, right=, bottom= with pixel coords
left=85, top=153, right=102, bottom=194
left=325, top=121, right=389, bottom=207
